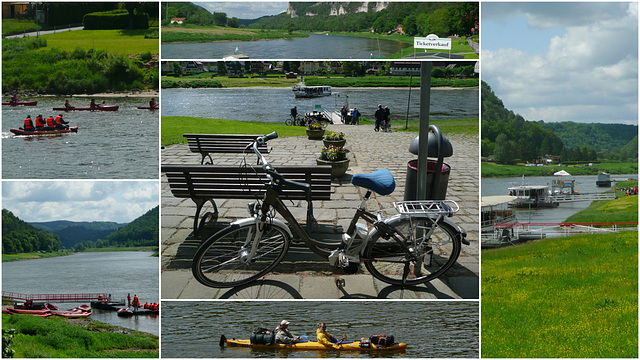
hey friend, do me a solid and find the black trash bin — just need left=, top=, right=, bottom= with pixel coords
left=404, top=125, right=453, bottom=201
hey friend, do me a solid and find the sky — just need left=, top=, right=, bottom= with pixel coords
left=194, top=2, right=288, bottom=20
left=482, top=2, right=638, bottom=124
left=2, top=181, right=159, bottom=223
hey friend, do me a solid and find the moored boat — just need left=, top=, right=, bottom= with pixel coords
left=222, top=336, right=406, bottom=351
left=53, top=105, right=119, bottom=111
left=117, top=308, right=134, bottom=317
left=50, top=310, right=92, bottom=318
left=91, top=300, right=125, bottom=311
left=10, top=126, right=78, bottom=136
left=507, top=185, right=558, bottom=208
left=292, top=84, right=332, bottom=98
left=6, top=308, right=51, bottom=315
left=2, top=100, right=38, bottom=106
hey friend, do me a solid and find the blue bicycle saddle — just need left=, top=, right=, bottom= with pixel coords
left=351, top=169, right=396, bottom=196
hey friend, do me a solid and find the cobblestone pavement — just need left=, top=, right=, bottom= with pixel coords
left=161, top=123, right=479, bottom=299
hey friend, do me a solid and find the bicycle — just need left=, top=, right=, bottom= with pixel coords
left=285, top=114, right=305, bottom=126
left=192, top=132, right=469, bottom=288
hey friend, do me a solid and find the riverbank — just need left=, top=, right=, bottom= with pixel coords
left=482, top=161, right=638, bottom=178
left=161, top=24, right=308, bottom=43
left=3, top=248, right=158, bottom=262
left=161, top=73, right=478, bottom=89
left=2, top=313, right=158, bottom=357
left=564, top=180, right=638, bottom=225
left=482, top=230, right=637, bottom=357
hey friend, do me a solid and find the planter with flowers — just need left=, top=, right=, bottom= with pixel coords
left=306, top=122, right=325, bottom=139
left=323, top=132, right=346, bottom=148
left=317, top=145, right=350, bottom=178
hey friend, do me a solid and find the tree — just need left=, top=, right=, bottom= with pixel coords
left=172, top=62, right=182, bottom=77
left=212, top=12, right=227, bottom=26
left=426, top=8, right=451, bottom=37
left=123, top=2, right=146, bottom=30
left=342, top=61, right=362, bottom=76
left=227, top=17, right=239, bottom=28
left=402, top=14, right=418, bottom=36
left=216, top=61, right=227, bottom=75
left=494, top=134, right=515, bottom=164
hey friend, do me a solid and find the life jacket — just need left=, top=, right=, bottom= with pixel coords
left=150, top=100, right=156, bottom=107
left=55, top=115, right=64, bottom=126
left=46, top=116, right=55, bottom=127
left=35, top=116, right=45, bottom=127
left=24, top=118, right=34, bottom=130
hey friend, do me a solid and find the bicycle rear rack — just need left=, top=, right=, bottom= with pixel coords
left=394, top=200, right=459, bottom=216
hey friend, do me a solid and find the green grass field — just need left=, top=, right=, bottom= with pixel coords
left=40, top=29, right=159, bottom=55
left=482, top=161, right=638, bottom=177
left=564, top=182, right=638, bottom=226
left=482, top=231, right=638, bottom=357
left=2, top=314, right=158, bottom=357
left=2, top=19, right=51, bottom=35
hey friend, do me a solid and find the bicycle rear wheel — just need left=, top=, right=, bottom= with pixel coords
left=192, top=221, right=290, bottom=288
left=285, top=118, right=294, bottom=126
left=363, top=217, right=461, bottom=286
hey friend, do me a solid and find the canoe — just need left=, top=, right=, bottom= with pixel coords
left=10, top=126, right=78, bottom=136
left=2, top=101, right=38, bottom=106
left=6, top=308, right=51, bottom=315
left=137, top=106, right=158, bottom=110
left=117, top=308, right=134, bottom=317
left=53, top=105, right=119, bottom=111
left=50, top=310, right=91, bottom=318
left=224, top=337, right=407, bottom=351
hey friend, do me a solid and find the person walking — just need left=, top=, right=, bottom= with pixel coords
left=374, top=104, right=384, bottom=132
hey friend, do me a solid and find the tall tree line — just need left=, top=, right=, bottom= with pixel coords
left=2, top=209, right=61, bottom=254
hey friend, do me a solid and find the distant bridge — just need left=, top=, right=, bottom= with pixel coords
left=2, top=292, right=111, bottom=303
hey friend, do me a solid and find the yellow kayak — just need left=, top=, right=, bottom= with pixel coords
left=224, top=337, right=407, bottom=351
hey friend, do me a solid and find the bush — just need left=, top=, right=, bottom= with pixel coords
left=83, top=10, right=149, bottom=30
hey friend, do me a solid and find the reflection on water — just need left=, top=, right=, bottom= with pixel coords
left=162, top=87, right=478, bottom=123
left=2, top=97, right=158, bottom=179
left=161, top=301, right=479, bottom=358
left=162, top=34, right=410, bottom=59
left=2, top=252, right=159, bottom=335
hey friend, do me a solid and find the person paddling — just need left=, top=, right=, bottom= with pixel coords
left=90, top=99, right=101, bottom=108
left=46, top=115, right=56, bottom=129
left=10, top=94, right=19, bottom=105
left=64, top=99, right=73, bottom=108
left=23, top=115, right=35, bottom=131
left=54, top=114, right=69, bottom=129
left=35, top=114, right=46, bottom=130
left=317, top=322, right=341, bottom=349
left=149, top=98, right=156, bottom=108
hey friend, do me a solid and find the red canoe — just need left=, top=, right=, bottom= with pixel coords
left=2, top=101, right=38, bottom=106
left=6, top=308, right=51, bottom=315
left=53, top=105, right=119, bottom=111
left=50, top=310, right=92, bottom=318
left=137, top=106, right=159, bottom=110
left=10, top=126, right=78, bottom=136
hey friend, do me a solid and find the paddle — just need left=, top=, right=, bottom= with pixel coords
left=219, top=335, right=227, bottom=347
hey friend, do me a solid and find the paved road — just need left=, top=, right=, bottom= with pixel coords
left=161, top=123, right=479, bottom=299
left=5, top=26, right=84, bottom=39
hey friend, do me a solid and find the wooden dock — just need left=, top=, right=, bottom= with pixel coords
left=2, top=291, right=111, bottom=303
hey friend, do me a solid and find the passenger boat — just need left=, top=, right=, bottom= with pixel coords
left=481, top=195, right=517, bottom=234
left=507, top=185, right=558, bottom=208
left=222, top=336, right=407, bottom=351
left=2, top=100, right=38, bottom=106
left=292, top=84, right=332, bottom=98
left=52, top=105, right=119, bottom=111
left=10, top=126, right=78, bottom=136
left=596, top=172, right=612, bottom=187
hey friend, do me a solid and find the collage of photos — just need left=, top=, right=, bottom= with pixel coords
left=0, top=1, right=637, bottom=359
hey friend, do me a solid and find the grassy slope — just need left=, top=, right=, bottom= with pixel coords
left=3, top=314, right=158, bottom=358
left=161, top=24, right=308, bottom=42
left=160, top=117, right=477, bottom=146
left=565, top=182, right=638, bottom=225
left=40, top=29, right=159, bottom=55
left=2, top=19, right=51, bottom=35
left=482, top=231, right=638, bottom=357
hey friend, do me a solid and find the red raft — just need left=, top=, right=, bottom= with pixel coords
left=53, top=105, right=119, bottom=111
left=2, top=101, right=38, bottom=106
left=10, top=126, right=78, bottom=136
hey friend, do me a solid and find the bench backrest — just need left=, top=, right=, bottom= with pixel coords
left=162, top=165, right=332, bottom=201
left=183, top=134, right=270, bottom=154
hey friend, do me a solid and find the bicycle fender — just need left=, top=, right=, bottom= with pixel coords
left=369, top=215, right=468, bottom=245
left=231, top=217, right=294, bottom=238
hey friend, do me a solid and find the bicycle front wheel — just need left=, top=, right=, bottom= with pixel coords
left=364, top=217, right=461, bottom=286
left=285, top=118, right=294, bottom=126
left=192, top=221, right=290, bottom=288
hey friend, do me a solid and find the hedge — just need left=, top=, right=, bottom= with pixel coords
left=83, top=10, right=149, bottom=30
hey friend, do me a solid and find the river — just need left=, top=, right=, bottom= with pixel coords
left=2, top=97, right=159, bottom=179
left=161, top=87, right=478, bottom=122
left=2, top=251, right=159, bottom=335
left=161, top=301, right=478, bottom=358
left=482, top=174, right=637, bottom=223
left=162, top=34, right=410, bottom=59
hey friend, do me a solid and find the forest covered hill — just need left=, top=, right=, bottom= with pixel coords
left=2, top=209, right=61, bottom=254
left=482, top=81, right=637, bottom=163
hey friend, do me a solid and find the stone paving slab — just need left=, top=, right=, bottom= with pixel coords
left=161, top=123, right=479, bottom=299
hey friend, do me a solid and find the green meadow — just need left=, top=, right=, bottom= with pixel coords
left=2, top=314, right=158, bottom=358
left=482, top=231, right=638, bottom=358
left=482, top=161, right=638, bottom=177
left=39, top=29, right=159, bottom=55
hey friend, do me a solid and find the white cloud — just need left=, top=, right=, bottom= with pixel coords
left=482, top=2, right=638, bottom=124
left=3, top=181, right=158, bottom=223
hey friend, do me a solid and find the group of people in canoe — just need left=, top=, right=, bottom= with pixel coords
left=22, top=113, right=69, bottom=131
left=274, top=320, right=342, bottom=349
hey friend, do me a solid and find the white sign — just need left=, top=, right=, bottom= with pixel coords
left=414, top=34, right=452, bottom=50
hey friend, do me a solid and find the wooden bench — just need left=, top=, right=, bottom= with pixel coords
left=162, top=164, right=332, bottom=235
left=183, top=134, right=271, bottom=165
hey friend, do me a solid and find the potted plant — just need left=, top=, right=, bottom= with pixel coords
left=323, top=131, right=346, bottom=148
left=317, top=145, right=350, bottom=178
left=306, top=122, right=325, bottom=139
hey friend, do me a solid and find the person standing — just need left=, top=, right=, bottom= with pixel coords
left=374, top=104, right=384, bottom=132
left=127, top=293, right=131, bottom=307
left=351, top=108, right=360, bottom=125
left=383, top=106, right=391, bottom=132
